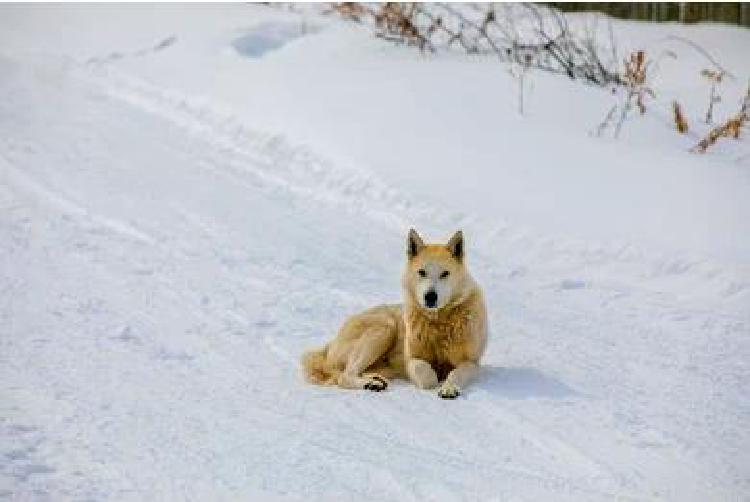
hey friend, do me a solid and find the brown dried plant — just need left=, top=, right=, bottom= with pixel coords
left=623, top=51, right=653, bottom=115
left=673, top=101, right=688, bottom=134
left=606, top=50, right=655, bottom=138
left=330, top=2, right=435, bottom=51
left=373, top=3, right=430, bottom=50
left=330, top=2, right=367, bottom=21
left=692, top=84, right=749, bottom=153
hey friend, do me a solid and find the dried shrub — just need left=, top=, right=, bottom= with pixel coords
left=373, top=3, right=430, bottom=50
left=327, top=2, right=621, bottom=86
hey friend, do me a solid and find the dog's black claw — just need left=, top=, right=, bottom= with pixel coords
left=372, top=376, right=387, bottom=387
left=364, top=376, right=388, bottom=392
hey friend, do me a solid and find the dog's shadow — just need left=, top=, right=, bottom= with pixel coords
left=474, top=365, right=577, bottom=400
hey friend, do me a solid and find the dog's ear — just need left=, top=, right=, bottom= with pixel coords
left=446, top=230, right=464, bottom=260
left=407, top=228, right=425, bottom=259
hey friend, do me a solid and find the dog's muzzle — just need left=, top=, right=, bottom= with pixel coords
left=424, top=290, right=438, bottom=308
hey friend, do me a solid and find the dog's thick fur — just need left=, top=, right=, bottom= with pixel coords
left=301, top=229, right=487, bottom=398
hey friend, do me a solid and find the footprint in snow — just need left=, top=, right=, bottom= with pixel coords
left=559, top=279, right=587, bottom=290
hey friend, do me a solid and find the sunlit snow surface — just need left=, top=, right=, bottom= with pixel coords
left=1, top=4, right=749, bottom=501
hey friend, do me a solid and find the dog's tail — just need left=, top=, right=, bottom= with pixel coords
left=301, top=345, right=338, bottom=385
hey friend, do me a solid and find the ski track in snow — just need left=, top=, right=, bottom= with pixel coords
left=0, top=37, right=748, bottom=501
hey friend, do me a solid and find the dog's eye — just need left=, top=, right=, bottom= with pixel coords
left=418, top=269, right=427, bottom=278
left=440, top=271, right=450, bottom=279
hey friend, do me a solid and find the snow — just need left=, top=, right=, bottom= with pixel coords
left=1, top=4, right=749, bottom=501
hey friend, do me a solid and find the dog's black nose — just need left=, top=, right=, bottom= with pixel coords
left=424, top=290, right=438, bottom=308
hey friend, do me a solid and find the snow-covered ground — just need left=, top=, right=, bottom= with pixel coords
left=1, top=4, right=748, bottom=501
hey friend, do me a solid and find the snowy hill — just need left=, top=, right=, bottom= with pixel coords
left=1, top=4, right=748, bottom=501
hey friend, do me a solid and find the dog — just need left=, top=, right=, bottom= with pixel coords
left=301, top=229, right=487, bottom=398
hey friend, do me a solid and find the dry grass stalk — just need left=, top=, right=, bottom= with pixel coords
left=692, top=84, right=749, bottom=153
left=701, top=68, right=725, bottom=124
left=673, top=101, right=688, bottom=134
left=610, top=50, right=655, bottom=137
left=623, top=51, right=653, bottom=115
left=593, top=104, right=617, bottom=137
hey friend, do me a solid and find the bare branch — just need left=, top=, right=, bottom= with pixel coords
left=327, top=2, right=622, bottom=86
left=661, top=35, right=735, bottom=80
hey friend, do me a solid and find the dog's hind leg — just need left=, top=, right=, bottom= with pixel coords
left=337, top=327, right=395, bottom=392
left=363, top=363, right=400, bottom=382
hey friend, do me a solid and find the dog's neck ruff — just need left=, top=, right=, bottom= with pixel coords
left=409, top=289, right=477, bottom=324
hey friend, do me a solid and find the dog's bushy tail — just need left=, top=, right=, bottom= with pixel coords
left=301, top=345, right=338, bottom=385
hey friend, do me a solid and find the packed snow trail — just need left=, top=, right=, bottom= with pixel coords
left=2, top=5, right=749, bottom=501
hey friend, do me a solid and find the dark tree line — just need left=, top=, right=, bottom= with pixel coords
left=547, top=3, right=750, bottom=27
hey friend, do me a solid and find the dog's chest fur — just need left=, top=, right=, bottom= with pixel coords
left=404, top=298, right=477, bottom=372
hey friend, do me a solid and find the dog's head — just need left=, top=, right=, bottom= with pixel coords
left=402, top=229, right=470, bottom=311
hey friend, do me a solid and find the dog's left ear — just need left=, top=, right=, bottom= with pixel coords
left=446, top=230, right=464, bottom=260
left=407, top=228, right=425, bottom=259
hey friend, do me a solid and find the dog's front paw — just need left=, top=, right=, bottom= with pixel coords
left=363, top=375, right=388, bottom=392
left=438, top=382, right=461, bottom=399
